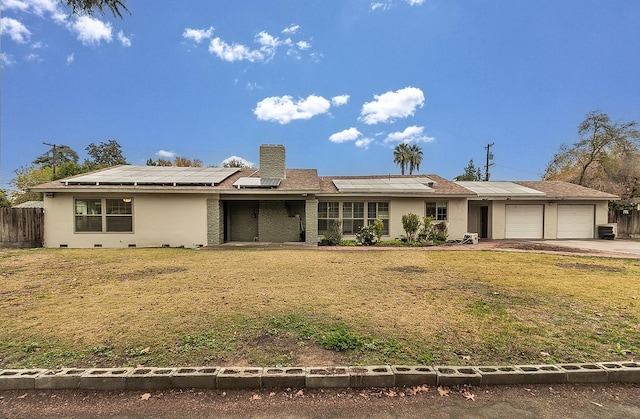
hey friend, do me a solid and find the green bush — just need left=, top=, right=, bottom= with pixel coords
left=355, top=224, right=378, bottom=246
left=323, top=220, right=342, bottom=245
left=373, top=218, right=384, bottom=241
left=401, top=213, right=421, bottom=242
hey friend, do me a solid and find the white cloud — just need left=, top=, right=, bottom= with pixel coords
left=208, top=37, right=264, bottom=62
left=70, top=16, right=112, bottom=45
left=254, top=94, right=331, bottom=124
left=329, top=127, right=362, bottom=143
left=194, top=25, right=314, bottom=63
left=282, top=24, right=300, bottom=34
left=384, top=125, right=435, bottom=144
left=329, top=127, right=373, bottom=148
left=66, top=53, right=74, bottom=64
left=183, top=26, right=214, bottom=43
left=2, top=0, right=57, bottom=15
left=0, top=0, right=30, bottom=12
left=1, top=52, right=17, bottom=67
left=359, top=86, right=425, bottom=125
left=157, top=150, right=176, bottom=159
left=256, top=30, right=279, bottom=49
left=371, top=0, right=424, bottom=11
left=3, top=0, right=130, bottom=50
left=370, top=2, right=390, bottom=11
left=221, top=156, right=254, bottom=168
left=355, top=137, right=374, bottom=148
left=117, top=30, right=131, bottom=47
left=24, top=52, right=42, bottom=62
left=1, top=17, right=31, bottom=43
left=331, top=95, right=350, bottom=106
left=296, top=40, right=311, bottom=50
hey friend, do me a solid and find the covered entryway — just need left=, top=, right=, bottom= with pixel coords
left=557, top=204, right=594, bottom=239
left=505, top=204, right=544, bottom=239
left=224, top=199, right=306, bottom=243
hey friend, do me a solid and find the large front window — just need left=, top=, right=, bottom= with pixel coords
left=75, top=198, right=133, bottom=233
left=318, top=202, right=339, bottom=236
left=317, top=201, right=389, bottom=236
left=368, top=202, right=389, bottom=235
left=342, top=202, right=364, bottom=234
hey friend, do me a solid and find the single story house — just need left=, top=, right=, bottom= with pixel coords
left=31, top=144, right=618, bottom=248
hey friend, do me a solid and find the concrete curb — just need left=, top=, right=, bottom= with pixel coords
left=1, top=362, right=638, bottom=390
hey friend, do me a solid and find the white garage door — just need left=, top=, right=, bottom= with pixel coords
left=557, top=205, right=594, bottom=239
left=505, top=205, right=544, bottom=239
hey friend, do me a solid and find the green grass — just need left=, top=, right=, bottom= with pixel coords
left=0, top=247, right=638, bottom=368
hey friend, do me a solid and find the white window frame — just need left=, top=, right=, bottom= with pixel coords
left=74, top=198, right=134, bottom=233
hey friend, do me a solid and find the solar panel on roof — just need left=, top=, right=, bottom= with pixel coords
left=63, top=166, right=240, bottom=186
left=333, top=178, right=436, bottom=193
left=233, top=177, right=281, bottom=188
left=455, top=181, right=545, bottom=196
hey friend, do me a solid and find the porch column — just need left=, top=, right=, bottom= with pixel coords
left=207, top=198, right=223, bottom=245
left=305, top=197, right=318, bottom=245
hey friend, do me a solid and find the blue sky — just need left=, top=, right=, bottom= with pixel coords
left=2, top=0, right=639, bottom=190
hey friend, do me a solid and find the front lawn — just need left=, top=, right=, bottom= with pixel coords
left=0, top=248, right=638, bottom=368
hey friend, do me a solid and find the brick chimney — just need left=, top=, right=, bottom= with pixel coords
left=259, top=144, right=286, bottom=179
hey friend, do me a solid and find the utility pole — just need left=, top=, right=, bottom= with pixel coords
left=484, top=142, right=495, bottom=181
left=43, top=142, right=57, bottom=178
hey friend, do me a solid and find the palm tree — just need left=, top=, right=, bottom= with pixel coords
left=393, top=143, right=411, bottom=175
left=408, top=144, right=423, bottom=175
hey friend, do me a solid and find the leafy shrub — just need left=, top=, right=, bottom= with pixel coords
left=373, top=218, right=384, bottom=241
left=323, top=220, right=342, bottom=245
left=401, top=213, right=421, bottom=242
left=419, top=215, right=448, bottom=244
left=355, top=224, right=378, bottom=246
left=431, top=222, right=449, bottom=244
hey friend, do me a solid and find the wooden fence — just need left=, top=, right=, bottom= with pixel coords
left=0, top=208, right=44, bottom=248
left=608, top=209, right=640, bottom=239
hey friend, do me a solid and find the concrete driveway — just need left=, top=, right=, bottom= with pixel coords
left=533, top=239, right=640, bottom=257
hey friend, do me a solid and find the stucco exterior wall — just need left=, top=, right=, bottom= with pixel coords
left=387, top=197, right=467, bottom=240
left=43, top=193, right=208, bottom=248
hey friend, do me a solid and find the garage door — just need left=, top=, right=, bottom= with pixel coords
left=505, top=205, right=544, bottom=239
left=557, top=205, right=594, bottom=239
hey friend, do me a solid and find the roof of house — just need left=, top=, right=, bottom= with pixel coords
left=30, top=166, right=322, bottom=193
left=319, top=174, right=474, bottom=196
left=30, top=165, right=620, bottom=200
left=455, top=181, right=546, bottom=197
left=513, top=181, right=619, bottom=200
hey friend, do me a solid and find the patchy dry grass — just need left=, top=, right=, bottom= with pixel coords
left=0, top=248, right=638, bottom=368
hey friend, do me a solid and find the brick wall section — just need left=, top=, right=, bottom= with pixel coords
left=259, top=145, right=286, bottom=179
left=305, top=198, right=318, bottom=244
left=230, top=201, right=259, bottom=241
left=258, top=201, right=300, bottom=242
left=206, top=199, right=223, bottom=245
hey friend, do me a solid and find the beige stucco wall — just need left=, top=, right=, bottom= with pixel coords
left=43, top=193, right=208, bottom=248
left=388, top=197, right=468, bottom=240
